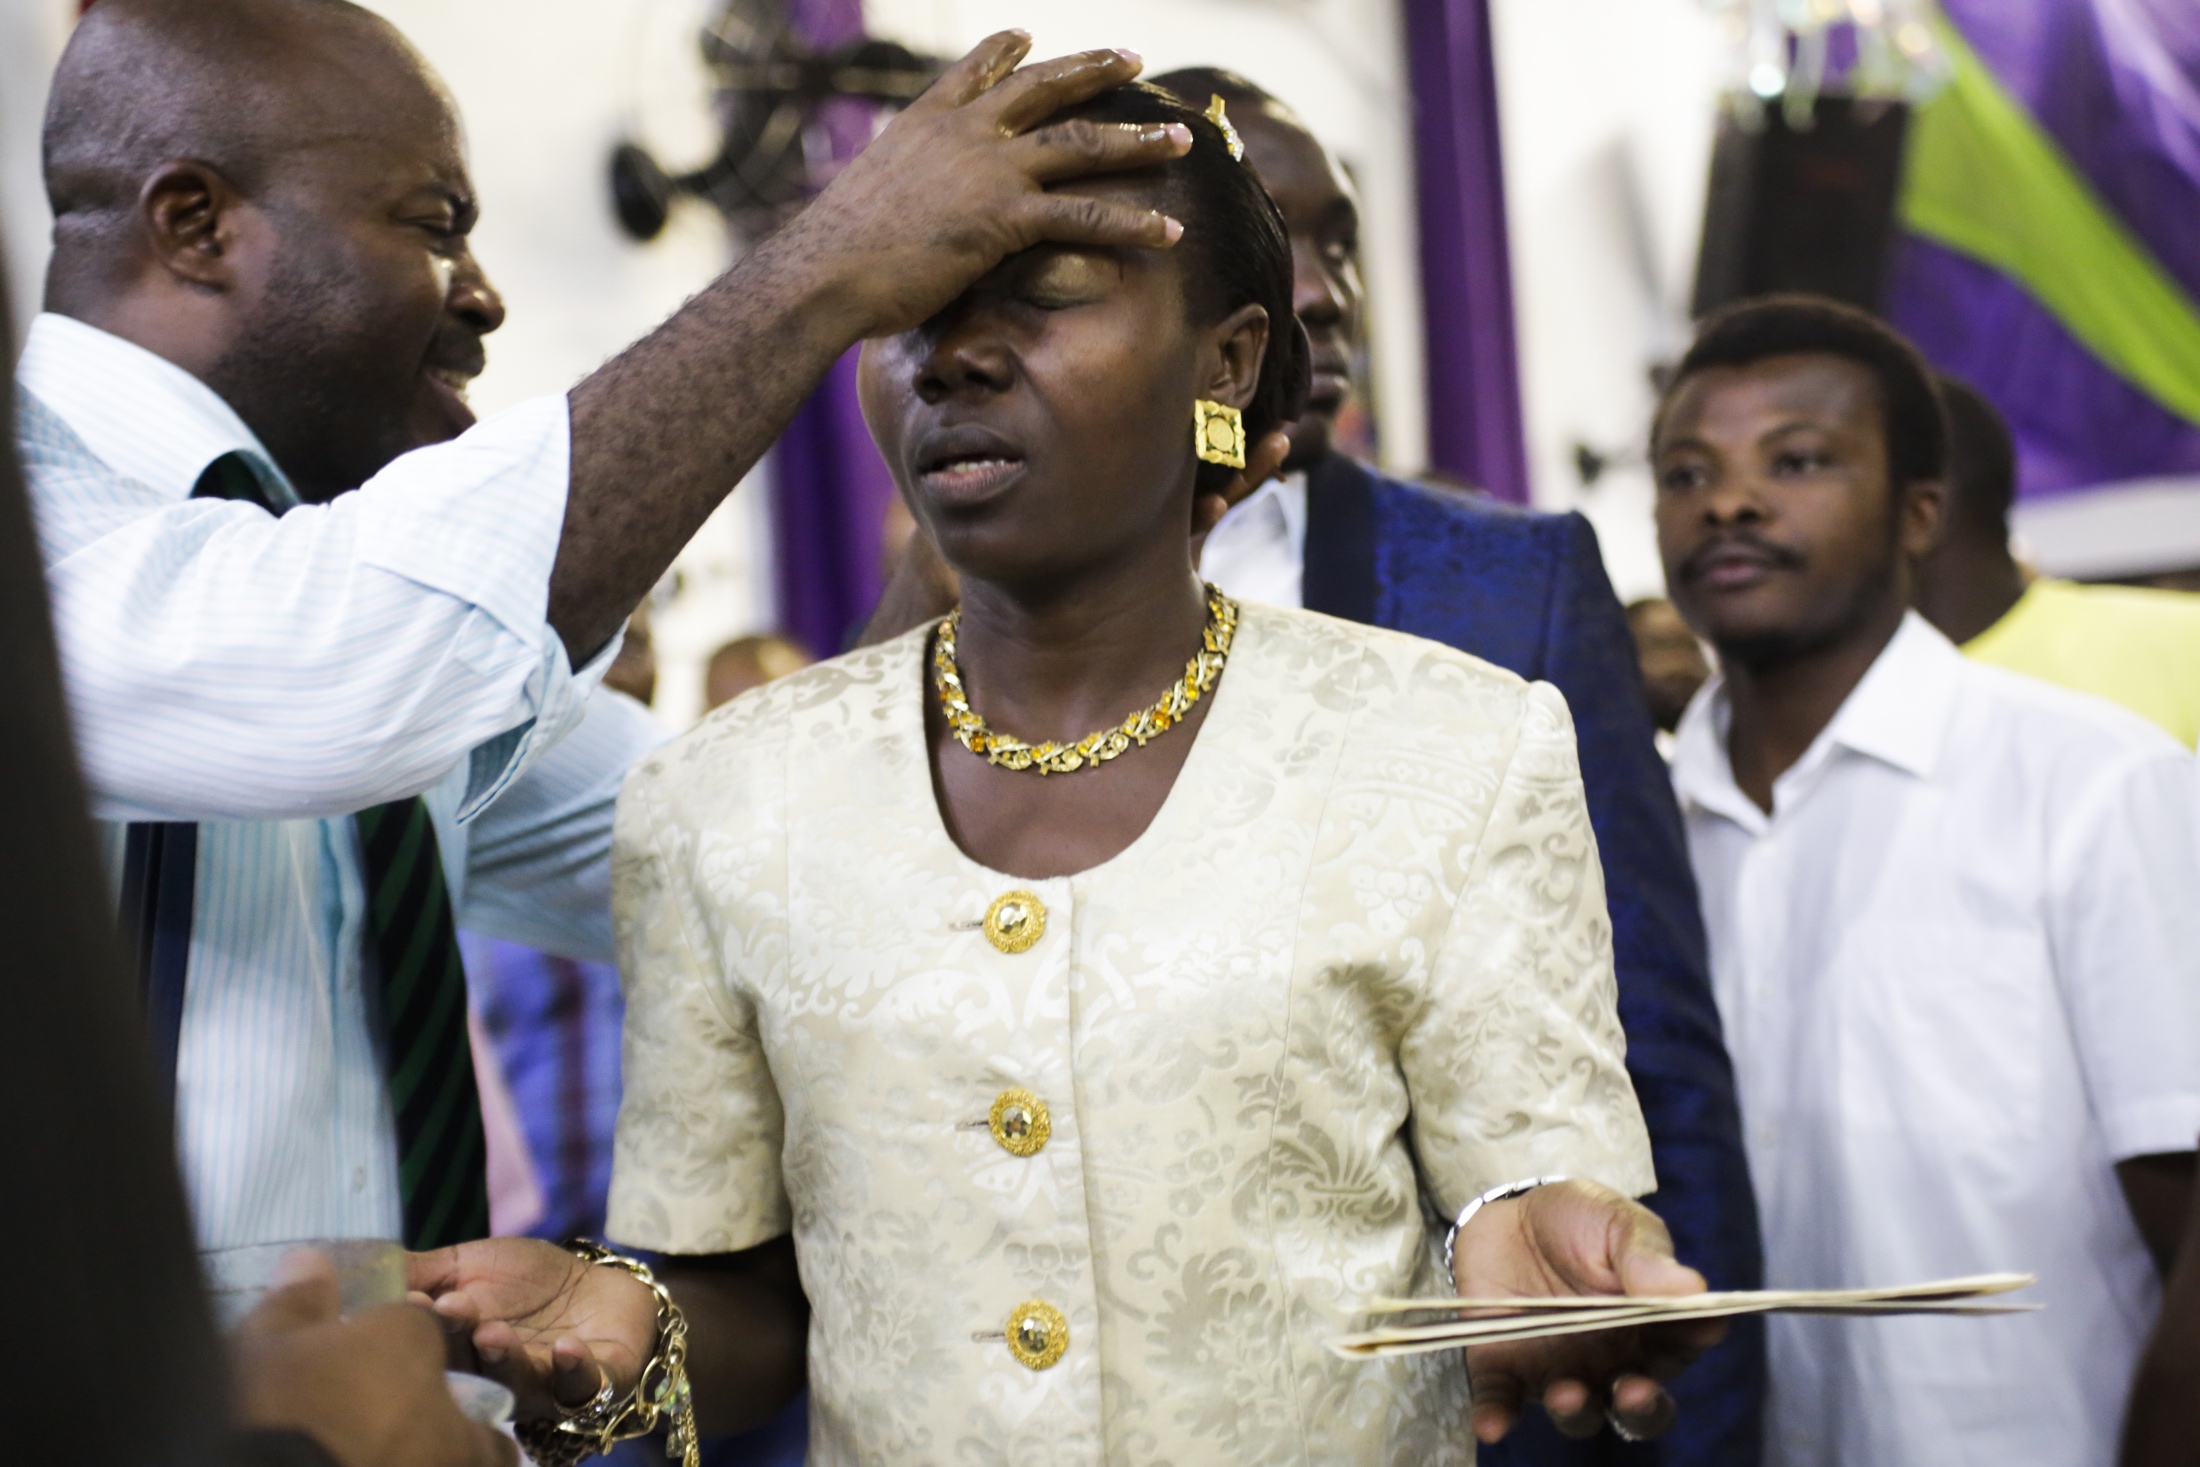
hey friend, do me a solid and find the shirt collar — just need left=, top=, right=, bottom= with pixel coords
left=1209, top=470, right=1309, bottom=554
left=1672, top=611, right=1964, bottom=830
left=17, top=312, right=297, bottom=509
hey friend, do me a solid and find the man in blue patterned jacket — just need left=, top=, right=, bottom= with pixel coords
left=1154, top=68, right=1764, bottom=1467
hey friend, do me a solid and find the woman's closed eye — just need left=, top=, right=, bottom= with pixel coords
left=1005, top=248, right=1121, bottom=311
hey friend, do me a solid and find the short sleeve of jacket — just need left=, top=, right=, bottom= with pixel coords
left=1403, top=679, right=1658, bottom=1215
left=604, top=737, right=791, bottom=1255
left=2048, top=742, right=2200, bottom=1161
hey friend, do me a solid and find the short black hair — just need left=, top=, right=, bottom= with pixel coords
left=1936, top=373, right=2016, bottom=540
left=1059, top=82, right=1310, bottom=496
left=1659, top=294, right=1947, bottom=492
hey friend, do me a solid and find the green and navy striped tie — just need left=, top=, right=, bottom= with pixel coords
left=131, top=453, right=489, bottom=1249
left=356, top=798, right=490, bottom=1248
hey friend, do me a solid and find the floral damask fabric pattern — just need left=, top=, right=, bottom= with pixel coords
left=608, top=604, right=1654, bottom=1467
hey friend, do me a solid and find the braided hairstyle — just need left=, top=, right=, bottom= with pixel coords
left=1052, top=82, right=1311, bottom=498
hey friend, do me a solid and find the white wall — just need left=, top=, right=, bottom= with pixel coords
left=0, top=0, right=70, bottom=352
left=1490, top=0, right=1726, bottom=600
left=862, top=0, right=1429, bottom=477
left=358, top=0, right=771, bottom=730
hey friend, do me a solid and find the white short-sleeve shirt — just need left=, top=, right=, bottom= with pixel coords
left=1673, top=612, right=2200, bottom=1467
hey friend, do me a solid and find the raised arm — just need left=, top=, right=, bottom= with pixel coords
left=549, top=33, right=1192, bottom=661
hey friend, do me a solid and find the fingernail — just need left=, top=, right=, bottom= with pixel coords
left=1114, top=48, right=1142, bottom=65
left=1160, top=215, right=1184, bottom=244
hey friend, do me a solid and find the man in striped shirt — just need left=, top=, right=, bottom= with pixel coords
left=21, top=0, right=1199, bottom=1254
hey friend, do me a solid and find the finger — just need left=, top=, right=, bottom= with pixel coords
left=235, top=1257, right=342, bottom=1339
left=1192, top=492, right=1230, bottom=539
left=551, top=1337, right=609, bottom=1409
left=1617, top=1246, right=1705, bottom=1299
left=924, top=30, right=1034, bottom=110
left=1015, top=193, right=1181, bottom=254
left=1543, top=1378, right=1605, bottom=1439
left=982, top=48, right=1144, bottom=134
left=406, top=1245, right=465, bottom=1297
left=1466, top=1354, right=1525, bottom=1444
left=1014, top=118, right=1191, bottom=185
left=1608, top=1376, right=1679, bottom=1440
left=1229, top=431, right=1293, bottom=508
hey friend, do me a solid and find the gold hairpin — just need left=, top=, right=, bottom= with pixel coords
left=1206, top=94, right=1245, bottom=163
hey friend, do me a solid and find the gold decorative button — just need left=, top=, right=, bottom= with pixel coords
left=1005, top=1300, right=1068, bottom=1370
left=988, top=1088, right=1051, bottom=1157
left=983, top=890, right=1046, bottom=954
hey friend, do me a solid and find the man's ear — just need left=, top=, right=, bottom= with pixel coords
left=1899, top=478, right=1948, bottom=559
left=1202, top=303, right=1270, bottom=412
left=137, top=160, right=247, bottom=291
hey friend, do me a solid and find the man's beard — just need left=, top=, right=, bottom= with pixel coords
left=1710, top=552, right=1905, bottom=675
left=206, top=232, right=420, bottom=502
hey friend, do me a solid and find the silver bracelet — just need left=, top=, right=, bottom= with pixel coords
left=1442, top=1175, right=1570, bottom=1281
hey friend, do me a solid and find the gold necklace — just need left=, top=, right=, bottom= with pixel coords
left=932, top=584, right=1238, bottom=775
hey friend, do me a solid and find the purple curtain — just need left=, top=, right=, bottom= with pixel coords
left=769, top=0, right=899, bottom=658
left=1405, top=0, right=1532, bottom=503
left=1884, top=0, right=2200, bottom=504
left=772, top=350, right=898, bottom=658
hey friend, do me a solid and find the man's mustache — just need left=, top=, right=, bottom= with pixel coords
left=1677, top=531, right=1806, bottom=584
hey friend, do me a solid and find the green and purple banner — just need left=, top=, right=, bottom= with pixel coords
left=1885, top=0, right=2200, bottom=576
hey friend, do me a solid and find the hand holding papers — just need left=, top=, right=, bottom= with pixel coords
left=1330, top=1272, right=2038, bottom=1360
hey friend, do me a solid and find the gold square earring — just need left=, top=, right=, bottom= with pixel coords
left=1194, top=399, right=1246, bottom=468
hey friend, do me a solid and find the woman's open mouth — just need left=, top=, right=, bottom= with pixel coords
left=913, top=425, right=1029, bottom=503
left=920, top=455, right=1025, bottom=497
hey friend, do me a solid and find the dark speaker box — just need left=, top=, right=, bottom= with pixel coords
left=1692, top=96, right=1912, bottom=318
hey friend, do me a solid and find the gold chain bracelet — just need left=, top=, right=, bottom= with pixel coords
left=512, top=1241, right=700, bottom=1467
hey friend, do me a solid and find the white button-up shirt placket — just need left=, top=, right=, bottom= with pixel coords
left=18, top=313, right=661, bottom=1247
left=1674, top=612, right=2200, bottom=1467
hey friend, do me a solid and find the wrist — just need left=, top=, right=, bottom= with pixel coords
left=1444, top=1175, right=1569, bottom=1286
left=748, top=205, right=888, bottom=345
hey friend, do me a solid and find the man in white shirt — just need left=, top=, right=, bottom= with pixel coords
left=1653, top=293, right=2200, bottom=1465
left=23, top=0, right=1194, bottom=1253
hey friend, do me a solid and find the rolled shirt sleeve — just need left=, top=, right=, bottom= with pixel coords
left=458, top=685, right=671, bottom=963
left=28, top=392, right=604, bottom=823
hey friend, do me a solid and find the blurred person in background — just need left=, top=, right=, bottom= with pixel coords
left=603, top=603, right=658, bottom=706
left=21, top=0, right=1202, bottom=1278
left=704, top=632, right=813, bottom=712
left=1626, top=596, right=1714, bottom=745
left=1656, top=295, right=2200, bottom=1467
left=1155, top=65, right=1765, bottom=1467
left=1911, top=374, right=2200, bottom=747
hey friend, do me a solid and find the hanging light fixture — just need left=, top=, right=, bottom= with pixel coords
left=1699, top=0, right=1952, bottom=126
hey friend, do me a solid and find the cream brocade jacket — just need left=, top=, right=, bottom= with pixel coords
left=607, top=603, right=1654, bottom=1467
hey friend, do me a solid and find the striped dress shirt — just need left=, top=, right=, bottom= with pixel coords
left=17, top=313, right=667, bottom=1248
